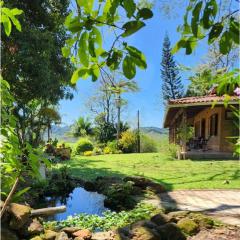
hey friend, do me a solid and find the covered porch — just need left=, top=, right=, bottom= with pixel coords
left=164, top=96, right=238, bottom=159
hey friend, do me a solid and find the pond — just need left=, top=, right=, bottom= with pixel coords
left=42, top=187, right=109, bottom=221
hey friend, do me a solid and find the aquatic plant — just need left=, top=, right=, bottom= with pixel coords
left=44, top=203, right=159, bottom=232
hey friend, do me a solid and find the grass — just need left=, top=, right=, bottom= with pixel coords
left=55, top=152, right=240, bottom=190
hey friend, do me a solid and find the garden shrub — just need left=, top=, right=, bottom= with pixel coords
left=103, top=146, right=111, bottom=154
left=168, top=143, right=180, bottom=159
left=83, top=151, right=93, bottom=156
left=76, top=138, right=94, bottom=155
left=107, top=140, right=119, bottom=154
left=140, top=134, right=158, bottom=153
left=118, top=130, right=137, bottom=153
left=93, top=147, right=102, bottom=155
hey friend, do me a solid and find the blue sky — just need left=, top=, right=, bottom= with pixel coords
left=59, top=4, right=208, bottom=128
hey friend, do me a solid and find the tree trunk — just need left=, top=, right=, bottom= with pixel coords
left=47, top=123, right=51, bottom=142
left=116, top=94, right=121, bottom=141
left=0, top=176, right=20, bottom=218
left=31, top=206, right=66, bottom=216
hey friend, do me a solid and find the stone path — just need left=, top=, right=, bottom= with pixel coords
left=144, top=190, right=240, bottom=226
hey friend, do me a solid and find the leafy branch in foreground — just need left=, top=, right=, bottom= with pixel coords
left=0, top=78, right=49, bottom=217
left=62, top=0, right=153, bottom=83
left=0, top=3, right=50, bottom=216
left=173, top=0, right=239, bottom=55
left=0, top=0, right=23, bottom=36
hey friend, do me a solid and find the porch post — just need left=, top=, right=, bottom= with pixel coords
left=182, top=108, right=187, bottom=159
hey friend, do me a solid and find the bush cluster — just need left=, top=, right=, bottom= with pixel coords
left=75, top=138, right=94, bottom=155
left=74, top=130, right=161, bottom=156
left=118, top=130, right=137, bottom=153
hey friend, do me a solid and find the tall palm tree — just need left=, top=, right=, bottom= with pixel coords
left=109, top=80, right=139, bottom=140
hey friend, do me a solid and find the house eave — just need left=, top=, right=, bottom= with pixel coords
left=163, top=100, right=239, bottom=128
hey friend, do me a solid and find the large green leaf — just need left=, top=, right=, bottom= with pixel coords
left=65, top=14, right=83, bottom=33
left=122, top=21, right=145, bottom=37
left=91, top=65, right=100, bottom=81
left=71, top=68, right=89, bottom=84
left=126, top=46, right=147, bottom=69
left=122, top=56, right=136, bottom=79
left=229, top=18, right=240, bottom=44
left=107, top=50, right=123, bottom=70
left=77, top=0, right=94, bottom=14
left=11, top=8, right=23, bottom=16
left=9, top=15, right=21, bottom=31
left=61, top=46, right=71, bottom=58
left=208, top=23, right=223, bottom=44
left=92, top=27, right=102, bottom=46
left=78, top=31, right=89, bottom=66
left=202, top=0, right=217, bottom=29
left=2, top=16, right=11, bottom=36
left=122, top=0, right=136, bottom=18
left=171, top=39, right=187, bottom=54
left=191, top=1, right=203, bottom=37
left=109, top=0, right=120, bottom=17
left=185, top=37, right=197, bottom=55
left=103, top=0, right=111, bottom=16
left=137, top=8, right=153, bottom=20
left=219, top=31, right=232, bottom=55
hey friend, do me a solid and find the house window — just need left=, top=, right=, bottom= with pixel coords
left=210, top=114, right=218, bottom=136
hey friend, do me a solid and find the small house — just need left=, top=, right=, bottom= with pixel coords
left=164, top=95, right=239, bottom=159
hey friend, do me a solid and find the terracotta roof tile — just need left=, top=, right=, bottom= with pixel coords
left=168, top=95, right=239, bottom=105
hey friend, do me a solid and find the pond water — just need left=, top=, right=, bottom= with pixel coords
left=43, top=187, right=108, bottom=221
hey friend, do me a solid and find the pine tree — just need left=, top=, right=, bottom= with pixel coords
left=161, top=34, right=184, bottom=101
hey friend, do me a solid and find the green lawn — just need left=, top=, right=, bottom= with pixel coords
left=57, top=153, right=240, bottom=190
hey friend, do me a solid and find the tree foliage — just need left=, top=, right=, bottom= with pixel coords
left=62, top=0, right=153, bottom=83
left=186, top=69, right=213, bottom=96
left=1, top=0, right=74, bottom=146
left=71, top=117, right=93, bottom=137
left=173, top=0, right=239, bottom=55
left=161, top=34, right=184, bottom=101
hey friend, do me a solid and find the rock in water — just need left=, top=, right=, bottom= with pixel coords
left=27, top=218, right=44, bottom=235
left=92, top=231, right=115, bottom=240
left=9, top=203, right=31, bottom=230
left=44, top=229, right=58, bottom=240
left=73, top=229, right=92, bottom=239
left=55, top=232, right=68, bottom=240
left=62, top=226, right=81, bottom=235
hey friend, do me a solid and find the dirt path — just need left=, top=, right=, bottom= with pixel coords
left=144, top=190, right=240, bottom=226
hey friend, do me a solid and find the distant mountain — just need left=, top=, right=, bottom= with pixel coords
left=140, top=127, right=168, bottom=135
left=45, top=125, right=168, bottom=143
left=51, top=125, right=71, bottom=138
left=44, top=125, right=76, bottom=142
